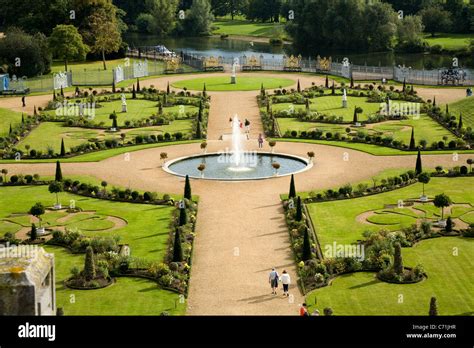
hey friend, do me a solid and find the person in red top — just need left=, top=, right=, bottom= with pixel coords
left=300, top=303, right=309, bottom=316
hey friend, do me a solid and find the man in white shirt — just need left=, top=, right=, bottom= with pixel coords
left=269, top=268, right=279, bottom=295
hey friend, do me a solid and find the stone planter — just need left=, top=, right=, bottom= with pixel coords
left=54, top=203, right=62, bottom=210
left=419, top=195, right=429, bottom=202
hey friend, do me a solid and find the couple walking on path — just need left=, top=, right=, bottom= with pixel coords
left=269, top=268, right=291, bottom=296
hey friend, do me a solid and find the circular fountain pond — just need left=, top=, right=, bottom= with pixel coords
left=164, top=152, right=311, bottom=181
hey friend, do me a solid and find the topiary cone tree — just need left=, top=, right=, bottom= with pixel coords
left=353, top=107, right=359, bottom=124
left=325, top=75, right=329, bottom=88
left=132, top=84, right=136, bottom=99
left=167, top=82, right=170, bottom=95
left=195, top=122, right=202, bottom=139
left=84, top=246, right=96, bottom=281
left=295, top=196, right=303, bottom=221
left=289, top=174, right=296, bottom=199
left=179, top=207, right=187, bottom=226
left=445, top=216, right=453, bottom=233
left=173, top=229, right=183, bottom=262
left=30, top=223, right=37, bottom=241
left=402, top=78, right=406, bottom=92
left=137, top=78, right=140, bottom=92
left=415, top=150, right=423, bottom=175
left=302, top=227, right=312, bottom=261
left=331, top=81, right=335, bottom=95
left=55, top=161, right=63, bottom=182
left=429, top=297, right=438, bottom=316
left=60, top=138, right=66, bottom=157
left=458, top=113, right=463, bottom=129
left=184, top=175, right=192, bottom=200
left=409, top=128, right=416, bottom=150
left=350, top=76, right=354, bottom=89
left=393, top=242, right=403, bottom=276
left=297, top=79, right=301, bottom=93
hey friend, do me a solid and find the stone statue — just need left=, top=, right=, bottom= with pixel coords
left=121, top=93, right=127, bottom=113
left=342, top=89, right=348, bottom=108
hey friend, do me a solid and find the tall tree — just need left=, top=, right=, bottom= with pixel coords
left=49, top=25, right=89, bottom=71
left=415, top=150, right=423, bottom=175
left=295, top=196, right=303, bottom=221
left=173, top=229, right=184, bottom=262
left=184, top=175, right=192, bottom=200
left=289, top=174, right=296, bottom=199
left=184, top=0, right=215, bottom=36
left=409, top=128, right=416, bottom=150
left=55, top=161, right=63, bottom=182
left=86, top=7, right=122, bottom=70
left=84, top=246, right=96, bottom=281
left=60, top=138, right=66, bottom=157
left=420, top=6, right=452, bottom=37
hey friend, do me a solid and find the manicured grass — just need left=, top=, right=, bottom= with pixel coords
left=306, top=177, right=474, bottom=247
left=424, top=33, right=474, bottom=51
left=51, top=59, right=127, bottom=74
left=0, top=140, right=200, bottom=163
left=281, top=167, right=413, bottom=200
left=277, top=138, right=474, bottom=156
left=173, top=76, right=295, bottom=91
left=16, top=120, right=193, bottom=154
left=0, top=108, right=25, bottom=136
left=212, top=19, right=284, bottom=38
left=47, top=95, right=198, bottom=128
left=306, top=237, right=474, bottom=315
left=271, top=96, right=385, bottom=122
left=44, top=246, right=185, bottom=316
left=0, top=185, right=185, bottom=315
left=449, top=96, right=474, bottom=130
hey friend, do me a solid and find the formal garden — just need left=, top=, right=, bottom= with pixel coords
left=0, top=166, right=198, bottom=315
left=259, top=81, right=474, bottom=154
left=0, top=85, right=209, bottom=160
left=282, top=162, right=474, bottom=315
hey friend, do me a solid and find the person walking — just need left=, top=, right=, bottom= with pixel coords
left=21, top=96, right=26, bottom=107
left=269, top=268, right=279, bottom=295
left=229, top=117, right=233, bottom=127
left=280, top=270, right=291, bottom=297
left=258, top=134, right=264, bottom=149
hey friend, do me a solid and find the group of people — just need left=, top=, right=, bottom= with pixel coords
left=229, top=116, right=265, bottom=148
left=268, top=268, right=291, bottom=297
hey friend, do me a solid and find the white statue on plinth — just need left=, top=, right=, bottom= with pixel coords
left=121, top=93, right=127, bottom=113
left=231, top=58, right=238, bottom=84
left=342, top=89, right=348, bottom=108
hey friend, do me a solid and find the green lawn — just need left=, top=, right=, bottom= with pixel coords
left=0, top=108, right=25, bottom=137
left=51, top=59, right=127, bottom=74
left=212, top=18, right=284, bottom=38
left=424, top=33, right=474, bottom=51
left=173, top=76, right=295, bottom=91
left=0, top=185, right=185, bottom=315
left=306, top=177, right=474, bottom=247
left=449, top=97, right=474, bottom=130
left=16, top=120, right=193, bottom=154
left=271, top=96, right=385, bottom=122
left=277, top=138, right=474, bottom=156
left=44, top=246, right=185, bottom=316
left=278, top=114, right=457, bottom=145
left=306, top=237, right=474, bottom=315
left=47, top=97, right=197, bottom=128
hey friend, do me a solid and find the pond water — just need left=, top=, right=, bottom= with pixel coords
left=124, top=34, right=474, bottom=69
left=165, top=153, right=310, bottom=180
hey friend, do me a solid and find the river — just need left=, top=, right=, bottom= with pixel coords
left=124, top=34, right=474, bottom=69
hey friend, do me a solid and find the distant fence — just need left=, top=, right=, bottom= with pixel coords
left=3, top=49, right=473, bottom=95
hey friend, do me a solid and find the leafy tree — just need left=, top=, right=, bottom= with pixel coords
left=418, top=172, right=431, bottom=196
left=433, top=194, right=452, bottom=220
left=289, top=174, right=296, bottom=199
left=84, top=246, right=96, bottom=281
left=467, top=158, right=473, bottom=173
left=172, top=229, right=183, bottom=262
left=0, top=28, right=52, bottom=77
left=1, top=169, right=8, bottom=182
left=139, top=0, right=179, bottom=36
left=85, top=7, right=122, bottom=70
left=429, top=297, right=438, bottom=316
left=184, top=0, right=215, bottom=36
left=302, top=227, right=312, bottom=261
left=49, top=25, right=89, bottom=71
left=29, top=203, right=45, bottom=228
left=420, top=6, right=452, bottom=37
left=211, top=0, right=247, bottom=19
left=55, top=161, right=63, bottom=182
left=184, top=175, right=192, bottom=200
left=49, top=181, right=64, bottom=206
